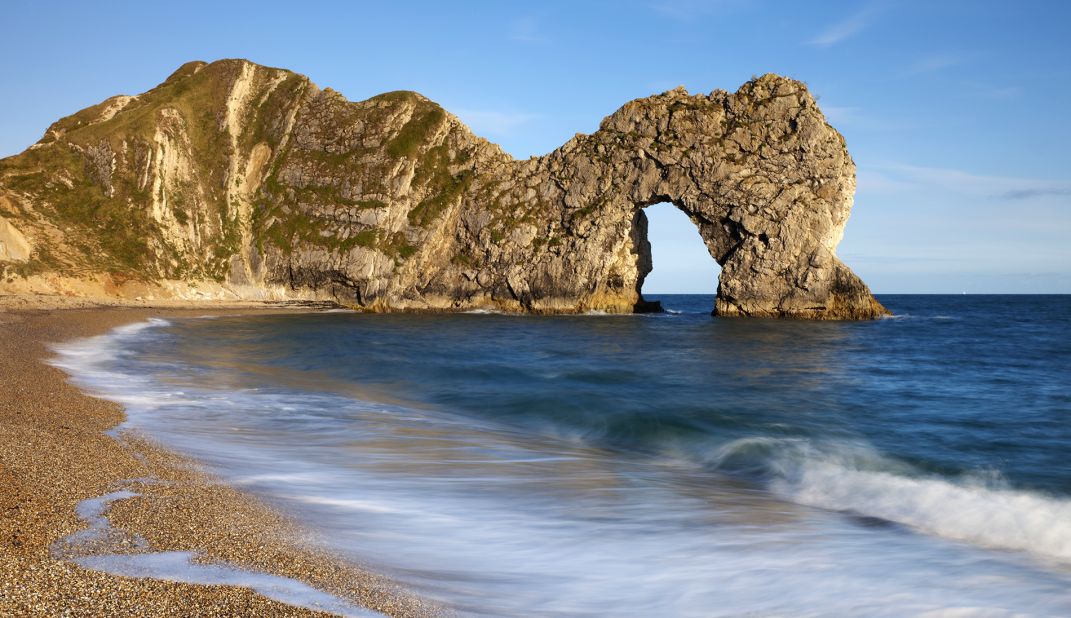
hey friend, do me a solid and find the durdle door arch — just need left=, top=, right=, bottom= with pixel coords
left=518, top=76, right=888, bottom=318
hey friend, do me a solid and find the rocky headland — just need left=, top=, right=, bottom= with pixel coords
left=0, top=59, right=887, bottom=318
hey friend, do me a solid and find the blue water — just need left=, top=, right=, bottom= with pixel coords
left=53, top=295, right=1071, bottom=617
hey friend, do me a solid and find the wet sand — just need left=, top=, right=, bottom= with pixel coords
left=0, top=297, right=441, bottom=617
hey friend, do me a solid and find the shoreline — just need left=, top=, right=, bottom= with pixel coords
left=0, top=298, right=441, bottom=616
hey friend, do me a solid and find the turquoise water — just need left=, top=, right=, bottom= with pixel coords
left=53, top=295, right=1071, bottom=616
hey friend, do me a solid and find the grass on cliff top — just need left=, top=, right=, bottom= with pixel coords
left=3, top=61, right=312, bottom=279
left=7, top=62, right=466, bottom=279
left=386, top=101, right=446, bottom=159
left=51, top=62, right=234, bottom=153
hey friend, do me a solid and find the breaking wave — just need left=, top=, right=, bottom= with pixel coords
left=707, top=437, right=1071, bottom=563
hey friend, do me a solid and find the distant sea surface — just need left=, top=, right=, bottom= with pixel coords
left=54, top=295, right=1071, bottom=617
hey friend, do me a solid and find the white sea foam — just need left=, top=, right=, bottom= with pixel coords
left=781, top=458, right=1071, bottom=563
left=879, top=313, right=912, bottom=321
left=75, top=552, right=381, bottom=617
left=292, top=495, right=406, bottom=515
left=233, top=472, right=327, bottom=485
left=709, top=437, right=1071, bottom=564
left=49, top=318, right=171, bottom=381
left=878, top=312, right=960, bottom=323
left=56, top=487, right=384, bottom=618
left=111, top=317, right=172, bottom=335
left=53, top=490, right=149, bottom=553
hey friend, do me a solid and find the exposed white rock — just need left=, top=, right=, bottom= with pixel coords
left=0, top=216, right=31, bottom=262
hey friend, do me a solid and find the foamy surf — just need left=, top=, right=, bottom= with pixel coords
left=708, top=437, right=1071, bottom=564
left=53, top=486, right=383, bottom=618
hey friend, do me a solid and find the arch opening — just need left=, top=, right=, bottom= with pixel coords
left=635, top=202, right=722, bottom=313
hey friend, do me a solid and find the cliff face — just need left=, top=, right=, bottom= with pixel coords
left=0, top=59, right=887, bottom=318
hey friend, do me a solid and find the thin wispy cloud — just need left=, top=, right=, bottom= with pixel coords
left=956, top=81, right=1023, bottom=99
left=821, top=105, right=862, bottom=125
left=855, top=168, right=910, bottom=194
left=905, top=53, right=968, bottom=76
left=858, top=163, right=1071, bottom=202
left=838, top=253, right=964, bottom=265
left=452, top=109, right=541, bottom=136
left=508, top=16, right=546, bottom=44
left=999, top=187, right=1071, bottom=201
left=986, top=85, right=1022, bottom=98
left=807, top=3, right=884, bottom=48
left=649, top=0, right=754, bottom=19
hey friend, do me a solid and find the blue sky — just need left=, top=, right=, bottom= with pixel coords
left=2, top=1, right=1069, bottom=293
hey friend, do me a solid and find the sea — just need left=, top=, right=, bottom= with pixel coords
left=51, top=295, right=1071, bottom=617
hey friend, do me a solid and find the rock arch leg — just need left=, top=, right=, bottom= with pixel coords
left=713, top=235, right=887, bottom=319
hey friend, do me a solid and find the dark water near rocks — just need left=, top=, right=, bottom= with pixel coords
left=53, top=295, right=1071, bottom=617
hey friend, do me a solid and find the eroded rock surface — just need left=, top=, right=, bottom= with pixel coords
left=0, top=59, right=886, bottom=318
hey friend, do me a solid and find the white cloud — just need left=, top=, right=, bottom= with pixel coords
left=649, top=0, right=754, bottom=19
left=807, top=3, right=884, bottom=48
left=451, top=109, right=540, bottom=136
left=905, top=53, right=968, bottom=75
left=952, top=81, right=1023, bottom=99
left=509, top=16, right=545, bottom=44
left=820, top=105, right=862, bottom=125
left=857, top=163, right=1071, bottom=202
left=987, top=85, right=1022, bottom=98
left=855, top=168, right=909, bottom=194
left=999, top=187, right=1071, bottom=200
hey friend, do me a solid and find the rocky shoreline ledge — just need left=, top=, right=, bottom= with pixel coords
left=0, top=300, right=442, bottom=617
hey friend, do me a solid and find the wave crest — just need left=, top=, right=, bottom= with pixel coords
left=706, top=437, right=1071, bottom=563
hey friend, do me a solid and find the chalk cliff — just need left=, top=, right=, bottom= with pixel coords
left=0, top=59, right=886, bottom=318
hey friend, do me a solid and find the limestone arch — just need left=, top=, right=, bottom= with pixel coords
left=542, top=76, right=888, bottom=319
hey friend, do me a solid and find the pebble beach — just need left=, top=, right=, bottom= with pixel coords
left=0, top=297, right=440, bottom=617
